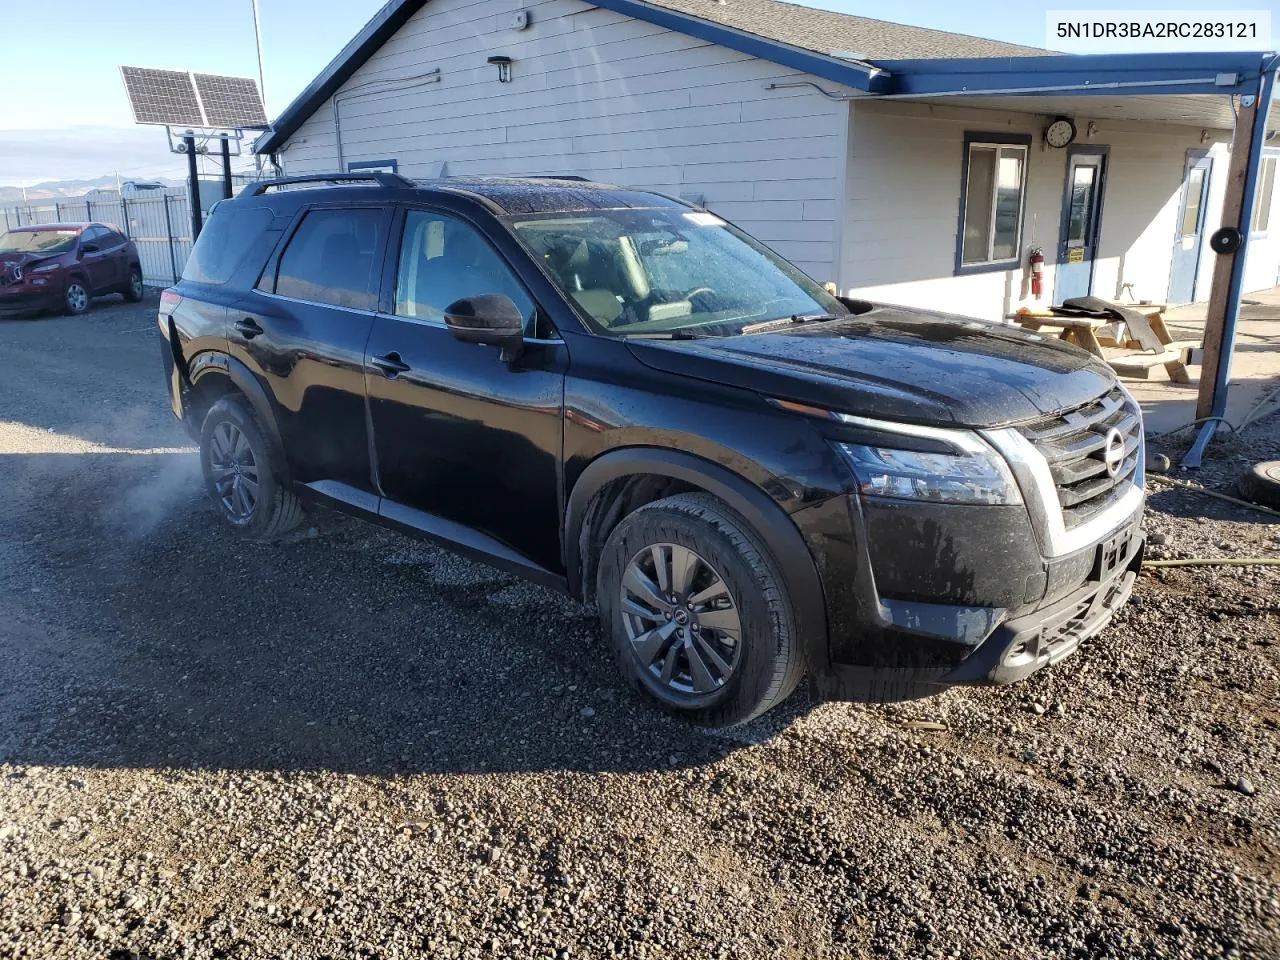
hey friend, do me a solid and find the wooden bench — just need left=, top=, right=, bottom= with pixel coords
left=1009, top=304, right=1195, bottom=384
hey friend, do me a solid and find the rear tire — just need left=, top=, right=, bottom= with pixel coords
left=596, top=492, right=803, bottom=726
left=123, top=267, right=144, bottom=303
left=199, top=395, right=303, bottom=538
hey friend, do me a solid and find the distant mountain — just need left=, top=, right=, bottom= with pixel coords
left=0, top=176, right=185, bottom=204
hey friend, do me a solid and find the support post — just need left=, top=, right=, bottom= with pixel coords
left=185, top=135, right=203, bottom=242
left=221, top=137, right=234, bottom=200
left=162, top=194, right=180, bottom=284
left=1186, top=60, right=1277, bottom=468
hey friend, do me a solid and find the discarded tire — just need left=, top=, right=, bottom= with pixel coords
left=1238, top=460, right=1280, bottom=509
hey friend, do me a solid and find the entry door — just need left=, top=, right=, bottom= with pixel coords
left=79, top=227, right=119, bottom=293
left=365, top=206, right=566, bottom=573
left=1055, top=149, right=1107, bottom=303
left=1167, top=152, right=1213, bottom=304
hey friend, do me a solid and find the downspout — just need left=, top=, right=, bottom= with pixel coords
left=1184, top=56, right=1279, bottom=468
left=334, top=68, right=441, bottom=170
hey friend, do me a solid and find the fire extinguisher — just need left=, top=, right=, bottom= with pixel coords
left=1028, top=246, right=1045, bottom=299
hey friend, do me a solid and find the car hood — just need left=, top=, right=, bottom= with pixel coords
left=0, top=251, right=61, bottom=276
left=625, top=305, right=1118, bottom=427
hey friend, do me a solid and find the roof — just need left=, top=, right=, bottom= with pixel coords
left=255, top=0, right=1043, bottom=153
left=642, top=0, right=1044, bottom=60
left=255, top=0, right=1273, bottom=154
left=433, top=176, right=685, bottom=214
left=8, top=223, right=91, bottom=231
left=238, top=175, right=686, bottom=215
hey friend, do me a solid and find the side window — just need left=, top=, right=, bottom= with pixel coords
left=395, top=210, right=534, bottom=329
left=100, top=229, right=127, bottom=249
left=81, top=226, right=107, bottom=247
left=274, top=208, right=382, bottom=310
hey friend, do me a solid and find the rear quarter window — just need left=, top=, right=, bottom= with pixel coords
left=182, top=206, right=275, bottom=285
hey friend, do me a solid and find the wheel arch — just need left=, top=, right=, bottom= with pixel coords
left=190, top=354, right=290, bottom=483
left=565, top=447, right=828, bottom=667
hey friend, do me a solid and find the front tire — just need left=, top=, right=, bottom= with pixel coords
left=123, top=267, right=144, bottom=302
left=199, top=395, right=303, bottom=538
left=63, top=280, right=90, bottom=315
left=597, top=492, right=803, bottom=726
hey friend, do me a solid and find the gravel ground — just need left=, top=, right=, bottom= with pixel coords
left=0, top=295, right=1277, bottom=960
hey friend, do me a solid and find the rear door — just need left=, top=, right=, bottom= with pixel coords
left=231, top=204, right=390, bottom=495
left=99, top=227, right=132, bottom=287
left=364, top=205, right=567, bottom=572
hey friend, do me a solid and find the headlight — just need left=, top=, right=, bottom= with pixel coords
left=834, top=431, right=1022, bottom=506
left=31, top=262, right=62, bottom=273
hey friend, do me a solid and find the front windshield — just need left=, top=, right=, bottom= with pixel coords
left=0, top=230, right=79, bottom=255
left=509, top=207, right=846, bottom=336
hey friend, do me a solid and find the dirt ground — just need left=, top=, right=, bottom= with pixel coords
left=0, top=294, right=1276, bottom=959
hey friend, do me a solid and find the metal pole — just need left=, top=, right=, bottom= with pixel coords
left=185, top=135, right=203, bottom=241
left=221, top=137, right=234, bottom=200
left=1184, top=58, right=1278, bottom=468
left=251, top=0, right=268, bottom=115
left=53, top=201, right=62, bottom=222
left=121, top=195, right=130, bottom=238
left=163, top=194, right=180, bottom=284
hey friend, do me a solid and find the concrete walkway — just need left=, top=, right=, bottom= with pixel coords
left=1114, top=287, right=1280, bottom=436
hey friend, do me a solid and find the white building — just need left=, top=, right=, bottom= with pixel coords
left=254, top=0, right=1279, bottom=321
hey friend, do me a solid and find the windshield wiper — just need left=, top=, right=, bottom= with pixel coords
left=740, top=313, right=840, bottom=335
left=619, top=329, right=713, bottom=340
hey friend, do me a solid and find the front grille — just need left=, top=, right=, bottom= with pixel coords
left=0, top=262, right=21, bottom=287
left=1018, top=387, right=1142, bottom=529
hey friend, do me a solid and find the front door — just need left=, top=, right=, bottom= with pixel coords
left=1168, top=151, right=1213, bottom=304
left=1055, top=148, right=1108, bottom=303
left=79, top=226, right=118, bottom=293
left=365, top=206, right=566, bottom=573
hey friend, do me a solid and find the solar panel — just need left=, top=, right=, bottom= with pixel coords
left=194, top=73, right=268, bottom=129
left=120, top=66, right=204, bottom=127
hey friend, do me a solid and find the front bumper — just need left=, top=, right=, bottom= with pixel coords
left=940, top=523, right=1143, bottom=685
left=0, top=285, right=57, bottom=315
left=808, top=507, right=1145, bottom=702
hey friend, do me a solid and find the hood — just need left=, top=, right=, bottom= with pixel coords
left=0, top=251, right=61, bottom=282
left=626, top=305, right=1118, bottom=427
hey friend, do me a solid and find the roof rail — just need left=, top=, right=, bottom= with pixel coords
left=237, top=171, right=415, bottom=197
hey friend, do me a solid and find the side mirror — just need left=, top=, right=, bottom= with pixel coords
left=443, top=294, right=525, bottom=362
left=80, top=242, right=99, bottom=255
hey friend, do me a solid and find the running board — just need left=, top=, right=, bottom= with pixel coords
left=301, top=479, right=567, bottom=593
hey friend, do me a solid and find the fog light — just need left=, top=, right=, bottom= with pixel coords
left=31, top=278, right=48, bottom=286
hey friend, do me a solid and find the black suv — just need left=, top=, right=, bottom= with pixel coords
left=158, top=172, right=1145, bottom=726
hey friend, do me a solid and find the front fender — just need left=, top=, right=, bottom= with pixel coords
left=564, top=446, right=830, bottom=673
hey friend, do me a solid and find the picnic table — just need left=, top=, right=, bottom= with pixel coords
left=1008, top=302, right=1195, bottom=384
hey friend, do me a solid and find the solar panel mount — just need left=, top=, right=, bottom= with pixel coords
left=120, top=66, right=267, bottom=130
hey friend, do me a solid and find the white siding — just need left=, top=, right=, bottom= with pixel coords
left=840, top=100, right=1260, bottom=321
left=275, top=0, right=853, bottom=281
left=1242, top=148, right=1280, bottom=293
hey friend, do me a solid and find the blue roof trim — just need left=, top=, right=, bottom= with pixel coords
left=875, top=51, right=1272, bottom=98
left=257, top=0, right=428, bottom=154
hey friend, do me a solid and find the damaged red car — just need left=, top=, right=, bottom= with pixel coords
left=0, top=223, right=144, bottom=317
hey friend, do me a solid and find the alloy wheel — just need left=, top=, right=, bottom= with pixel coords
left=207, top=420, right=260, bottom=523
left=619, top=542, right=742, bottom=702
left=66, top=283, right=88, bottom=313
left=130, top=272, right=143, bottom=299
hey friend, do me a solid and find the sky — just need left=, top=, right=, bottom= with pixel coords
left=1, top=0, right=1278, bottom=186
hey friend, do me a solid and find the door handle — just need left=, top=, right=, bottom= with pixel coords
left=234, top=318, right=263, bottom=339
left=370, top=352, right=411, bottom=377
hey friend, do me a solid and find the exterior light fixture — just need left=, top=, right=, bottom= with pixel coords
left=487, top=56, right=513, bottom=83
